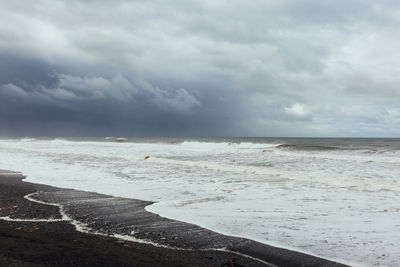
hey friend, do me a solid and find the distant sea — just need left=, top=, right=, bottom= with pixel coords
left=1, top=137, right=399, bottom=266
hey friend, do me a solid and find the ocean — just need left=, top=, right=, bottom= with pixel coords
left=0, top=137, right=399, bottom=266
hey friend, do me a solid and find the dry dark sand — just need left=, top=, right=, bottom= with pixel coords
left=0, top=171, right=347, bottom=267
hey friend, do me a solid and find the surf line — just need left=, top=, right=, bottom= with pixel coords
left=0, top=191, right=276, bottom=267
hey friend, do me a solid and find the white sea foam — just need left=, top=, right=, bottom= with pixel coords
left=20, top=138, right=37, bottom=142
left=0, top=138, right=399, bottom=266
left=0, top=216, right=66, bottom=222
left=0, top=191, right=275, bottom=266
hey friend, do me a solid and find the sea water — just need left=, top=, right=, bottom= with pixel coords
left=0, top=137, right=399, bottom=266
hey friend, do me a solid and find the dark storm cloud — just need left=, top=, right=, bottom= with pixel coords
left=0, top=54, right=58, bottom=87
left=0, top=54, right=240, bottom=136
left=1, top=0, right=400, bottom=137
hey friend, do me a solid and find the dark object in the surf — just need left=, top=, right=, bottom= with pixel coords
left=144, top=156, right=150, bottom=159
left=220, top=258, right=245, bottom=267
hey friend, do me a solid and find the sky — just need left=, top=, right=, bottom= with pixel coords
left=1, top=0, right=400, bottom=137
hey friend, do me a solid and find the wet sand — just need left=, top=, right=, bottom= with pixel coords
left=0, top=171, right=347, bottom=266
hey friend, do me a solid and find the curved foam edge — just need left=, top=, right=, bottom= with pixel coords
left=1, top=192, right=276, bottom=267
left=145, top=203, right=365, bottom=267
left=0, top=216, right=66, bottom=222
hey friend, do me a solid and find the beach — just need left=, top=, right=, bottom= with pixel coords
left=0, top=171, right=345, bottom=266
left=1, top=137, right=399, bottom=265
left=2, top=0, right=400, bottom=264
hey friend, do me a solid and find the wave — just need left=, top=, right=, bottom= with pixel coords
left=276, top=144, right=341, bottom=151
left=149, top=156, right=400, bottom=192
left=20, top=138, right=37, bottom=142
left=180, top=141, right=279, bottom=150
left=49, top=138, right=72, bottom=143
left=276, top=144, right=400, bottom=157
left=1, top=138, right=399, bottom=266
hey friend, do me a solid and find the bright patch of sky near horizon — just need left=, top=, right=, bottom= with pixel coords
left=1, top=0, right=400, bottom=137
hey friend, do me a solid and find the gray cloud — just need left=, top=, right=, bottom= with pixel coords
left=0, top=0, right=400, bottom=137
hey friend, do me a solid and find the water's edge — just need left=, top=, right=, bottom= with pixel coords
left=0, top=170, right=348, bottom=267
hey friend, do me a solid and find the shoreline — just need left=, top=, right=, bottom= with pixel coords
left=0, top=170, right=347, bottom=266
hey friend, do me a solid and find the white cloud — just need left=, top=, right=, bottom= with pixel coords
left=284, top=103, right=307, bottom=118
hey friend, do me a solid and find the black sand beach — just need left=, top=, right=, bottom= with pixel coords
left=0, top=171, right=347, bottom=267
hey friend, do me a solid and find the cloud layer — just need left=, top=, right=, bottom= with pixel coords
left=1, top=0, right=400, bottom=136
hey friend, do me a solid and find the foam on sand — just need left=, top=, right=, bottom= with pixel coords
left=0, top=190, right=276, bottom=267
left=0, top=138, right=399, bottom=266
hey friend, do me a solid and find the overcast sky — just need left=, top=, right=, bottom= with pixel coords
left=1, top=0, right=400, bottom=137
